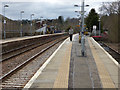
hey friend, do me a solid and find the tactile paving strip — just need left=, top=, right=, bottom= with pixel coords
left=88, top=37, right=115, bottom=88
left=53, top=39, right=72, bottom=88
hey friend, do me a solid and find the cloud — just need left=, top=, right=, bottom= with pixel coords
left=0, top=0, right=117, bottom=20
left=0, top=1, right=76, bottom=20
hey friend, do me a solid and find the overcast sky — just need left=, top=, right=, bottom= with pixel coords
left=0, top=0, right=117, bottom=20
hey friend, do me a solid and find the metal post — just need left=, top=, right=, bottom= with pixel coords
left=30, top=14, right=34, bottom=36
left=20, top=11, right=24, bottom=37
left=3, top=5, right=9, bottom=39
left=74, top=2, right=89, bottom=56
left=30, top=15, right=32, bottom=36
left=99, top=18, right=101, bottom=36
left=3, top=5, right=6, bottom=39
left=81, top=0, right=85, bottom=56
left=20, top=12, right=22, bottom=37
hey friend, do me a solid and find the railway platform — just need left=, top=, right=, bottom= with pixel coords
left=23, top=34, right=119, bottom=89
left=0, top=33, right=65, bottom=44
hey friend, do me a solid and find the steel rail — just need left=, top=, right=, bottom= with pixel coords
left=0, top=37, right=67, bottom=82
left=1, top=36, right=61, bottom=62
left=99, top=42, right=120, bottom=63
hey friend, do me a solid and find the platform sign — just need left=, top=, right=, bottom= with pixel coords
left=76, top=25, right=80, bottom=27
left=84, top=24, right=86, bottom=27
left=93, top=25, right=96, bottom=30
left=93, top=25, right=97, bottom=36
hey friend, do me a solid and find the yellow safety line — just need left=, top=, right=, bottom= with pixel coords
left=53, top=41, right=72, bottom=88
left=88, top=37, right=115, bottom=88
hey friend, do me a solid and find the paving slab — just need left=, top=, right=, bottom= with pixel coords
left=88, top=37, right=119, bottom=88
left=24, top=34, right=119, bottom=89
left=26, top=37, right=72, bottom=88
left=69, top=34, right=102, bottom=88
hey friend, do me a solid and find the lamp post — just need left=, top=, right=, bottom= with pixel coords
left=20, top=11, right=24, bottom=37
left=76, top=14, right=81, bottom=34
left=74, top=0, right=89, bottom=56
left=81, top=0, right=85, bottom=56
left=30, top=14, right=34, bottom=36
left=98, top=17, right=101, bottom=36
left=3, top=4, right=9, bottom=39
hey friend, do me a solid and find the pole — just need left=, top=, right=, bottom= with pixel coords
left=99, top=18, right=101, bottom=36
left=3, top=5, right=6, bottom=39
left=30, top=14, right=34, bottom=36
left=30, top=15, right=32, bottom=36
left=20, top=12, right=23, bottom=37
left=81, top=1, right=84, bottom=33
left=81, top=0, right=85, bottom=56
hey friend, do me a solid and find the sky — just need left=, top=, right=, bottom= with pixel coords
left=0, top=0, right=118, bottom=20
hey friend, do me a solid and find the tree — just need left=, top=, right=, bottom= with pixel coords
left=57, top=16, right=64, bottom=30
left=85, top=8, right=99, bottom=31
left=99, top=1, right=120, bottom=15
left=58, top=16, right=64, bottom=24
left=99, top=1, right=120, bottom=43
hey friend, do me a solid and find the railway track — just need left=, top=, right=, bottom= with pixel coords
left=98, top=42, right=120, bottom=63
left=1, top=35, right=62, bottom=62
left=1, top=35, right=66, bottom=77
left=1, top=41, right=43, bottom=61
left=1, top=36, right=68, bottom=89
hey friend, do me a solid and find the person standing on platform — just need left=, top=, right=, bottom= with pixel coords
left=69, top=27, right=73, bottom=41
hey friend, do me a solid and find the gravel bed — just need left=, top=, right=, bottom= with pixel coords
left=2, top=36, right=60, bottom=60
left=1, top=37, right=64, bottom=76
left=2, top=39, right=66, bottom=89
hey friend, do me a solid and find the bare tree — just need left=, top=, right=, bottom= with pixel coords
left=117, top=1, right=120, bottom=13
left=99, top=1, right=120, bottom=15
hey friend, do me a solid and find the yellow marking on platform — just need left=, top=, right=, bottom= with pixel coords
left=88, top=37, right=115, bottom=88
left=53, top=41, right=72, bottom=88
